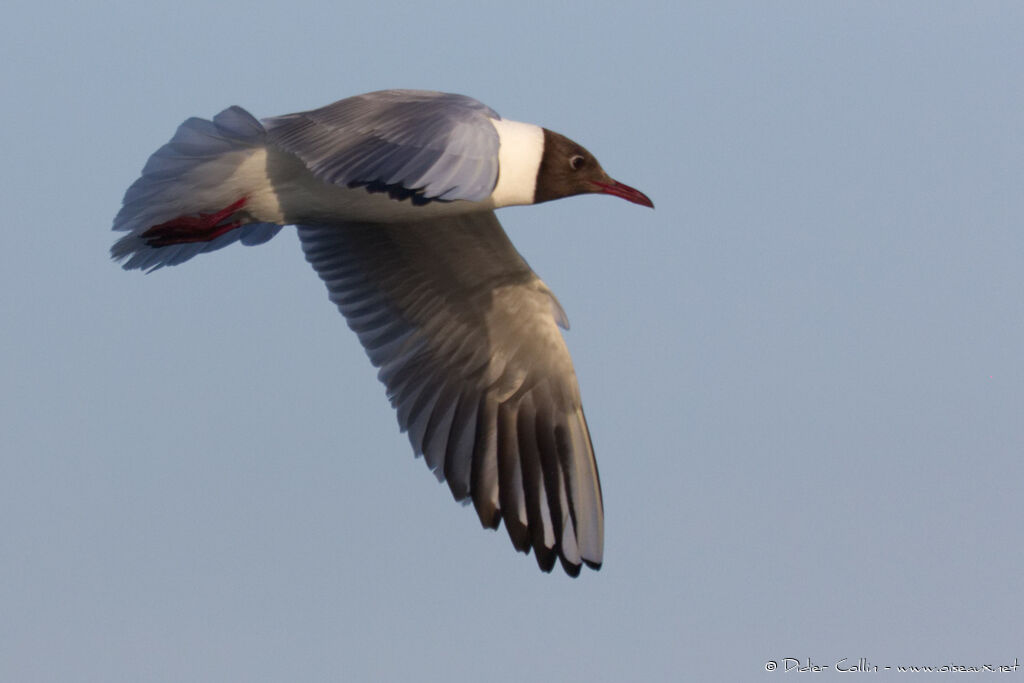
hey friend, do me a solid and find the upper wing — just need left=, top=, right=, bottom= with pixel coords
left=265, top=90, right=501, bottom=203
left=297, top=212, right=603, bottom=575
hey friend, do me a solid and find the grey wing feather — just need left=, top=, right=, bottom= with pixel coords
left=297, top=212, right=603, bottom=574
left=265, top=90, right=501, bottom=202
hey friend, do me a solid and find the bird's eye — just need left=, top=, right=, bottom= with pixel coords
left=569, top=155, right=585, bottom=171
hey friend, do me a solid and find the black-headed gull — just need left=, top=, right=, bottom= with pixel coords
left=112, top=90, right=653, bottom=576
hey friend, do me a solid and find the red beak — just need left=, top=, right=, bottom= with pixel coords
left=591, top=179, right=654, bottom=208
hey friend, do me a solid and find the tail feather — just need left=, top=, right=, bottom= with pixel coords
left=112, top=106, right=282, bottom=272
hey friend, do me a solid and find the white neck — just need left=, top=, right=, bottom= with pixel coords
left=487, top=118, right=544, bottom=208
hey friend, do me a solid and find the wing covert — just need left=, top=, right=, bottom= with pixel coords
left=265, top=90, right=501, bottom=203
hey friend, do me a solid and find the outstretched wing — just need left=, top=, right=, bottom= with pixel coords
left=265, top=90, right=501, bottom=203
left=297, top=212, right=603, bottom=575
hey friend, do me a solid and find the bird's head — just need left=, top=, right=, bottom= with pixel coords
left=533, top=129, right=653, bottom=208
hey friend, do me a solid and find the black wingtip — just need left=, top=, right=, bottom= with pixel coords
left=505, top=519, right=532, bottom=554
left=474, top=502, right=502, bottom=530
left=559, top=556, right=583, bottom=578
left=535, top=546, right=557, bottom=573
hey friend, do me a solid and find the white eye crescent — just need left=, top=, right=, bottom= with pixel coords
left=569, top=155, right=585, bottom=170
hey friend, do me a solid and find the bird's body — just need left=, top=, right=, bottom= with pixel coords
left=112, top=89, right=652, bottom=576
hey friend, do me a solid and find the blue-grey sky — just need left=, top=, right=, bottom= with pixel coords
left=3, top=1, right=1023, bottom=680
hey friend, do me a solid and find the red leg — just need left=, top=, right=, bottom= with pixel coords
left=142, top=197, right=249, bottom=247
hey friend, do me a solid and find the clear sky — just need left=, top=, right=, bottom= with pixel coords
left=3, top=1, right=1023, bottom=680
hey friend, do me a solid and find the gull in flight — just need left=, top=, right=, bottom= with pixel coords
left=112, top=90, right=653, bottom=575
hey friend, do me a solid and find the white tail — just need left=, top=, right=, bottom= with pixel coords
left=111, top=106, right=282, bottom=271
